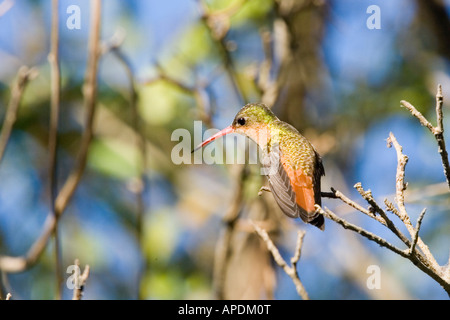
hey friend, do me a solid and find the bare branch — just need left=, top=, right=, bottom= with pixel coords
left=408, top=208, right=426, bottom=256
left=401, top=85, right=450, bottom=189
left=0, top=66, right=38, bottom=164
left=321, top=129, right=449, bottom=294
left=48, top=0, right=63, bottom=300
left=436, top=84, right=444, bottom=134
left=251, top=220, right=309, bottom=300
left=54, top=0, right=101, bottom=216
left=387, top=132, right=409, bottom=218
left=318, top=204, right=449, bottom=294
left=290, top=230, right=305, bottom=270
left=434, top=86, right=450, bottom=189
left=354, top=182, right=386, bottom=217
left=387, top=133, right=439, bottom=268
left=48, top=0, right=61, bottom=210
left=316, top=205, right=409, bottom=258
left=72, top=259, right=90, bottom=300
left=329, top=188, right=372, bottom=217
left=384, top=198, right=400, bottom=217
left=400, top=100, right=434, bottom=131
left=324, top=186, right=410, bottom=246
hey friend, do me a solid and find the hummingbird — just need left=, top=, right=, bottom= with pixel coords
left=194, top=103, right=325, bottom=230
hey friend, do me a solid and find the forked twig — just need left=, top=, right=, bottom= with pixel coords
left=250, top=220, right=309, bottom=300
left=401, top=85, right=450, bottom=189
left=319, top=87, right=450, bottom=295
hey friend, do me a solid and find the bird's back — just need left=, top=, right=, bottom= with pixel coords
left=266, top=119, right=325, bottom=229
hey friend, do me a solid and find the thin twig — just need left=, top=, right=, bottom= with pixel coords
left=251, top=220, right=309, bottom=300
left=434, top=85, right=450, bottom=189
left=400, top=100, right=434, bottom=131
left=401, top=85, right=450, bottom=189
left=435, top=85, right=444, bottom=134
left=331, top=187, right=377, bottom=219
left=354, top=182, right=386, bottom=217
left=290, top=230, right=305, bottom=270
left=386, top=133, right=409, bottom=219
left=72, top=259, right=90, bottom=300
left=54, top=0, right=101, bottom=216
left=48, top=0, right=62, bottom=300
left=0, top=66, right=38, bottom=164
left=387, top=132, right=439, bottom=268
left=316, top=205, right=408, bottom=258
left=384, top=198, right=400, bottom=217
left=408, top=208, right=426, bottom=256
left=323, top=186, right=410, bottom=246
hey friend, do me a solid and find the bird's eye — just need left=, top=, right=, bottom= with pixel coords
left=237, top=117, right=246, bottom=126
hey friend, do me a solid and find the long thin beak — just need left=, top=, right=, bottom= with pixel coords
left=192, top=126, right=234, bottom=153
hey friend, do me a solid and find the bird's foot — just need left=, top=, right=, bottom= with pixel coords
left=258, top=186, right=271, bottom=196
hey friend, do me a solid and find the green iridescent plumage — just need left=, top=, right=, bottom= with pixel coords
left=196, top=103, right=325, bottom=229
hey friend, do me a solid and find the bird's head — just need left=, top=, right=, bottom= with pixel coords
left=193, top=103, right=276, bottom=151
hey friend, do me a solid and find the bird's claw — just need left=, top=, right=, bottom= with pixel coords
left=258, top=186, right=271, bottom=196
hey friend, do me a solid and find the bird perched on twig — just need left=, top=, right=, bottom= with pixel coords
left=194, top=103, right=325, bottom=230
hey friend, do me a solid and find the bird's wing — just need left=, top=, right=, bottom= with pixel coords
left=262, top=143, right=324, bottom=230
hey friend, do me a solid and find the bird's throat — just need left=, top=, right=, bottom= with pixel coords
left=238, top=124, right=273, bottom=151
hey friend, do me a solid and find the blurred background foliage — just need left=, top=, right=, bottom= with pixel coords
left=0, top=0, right=449, bottom=299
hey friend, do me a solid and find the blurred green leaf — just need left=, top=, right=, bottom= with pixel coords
left=88, top=138, right=140, bottom=179
left=143, top=209, right=179, bottom=264
left=138, top=81, right=191, bottom=126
